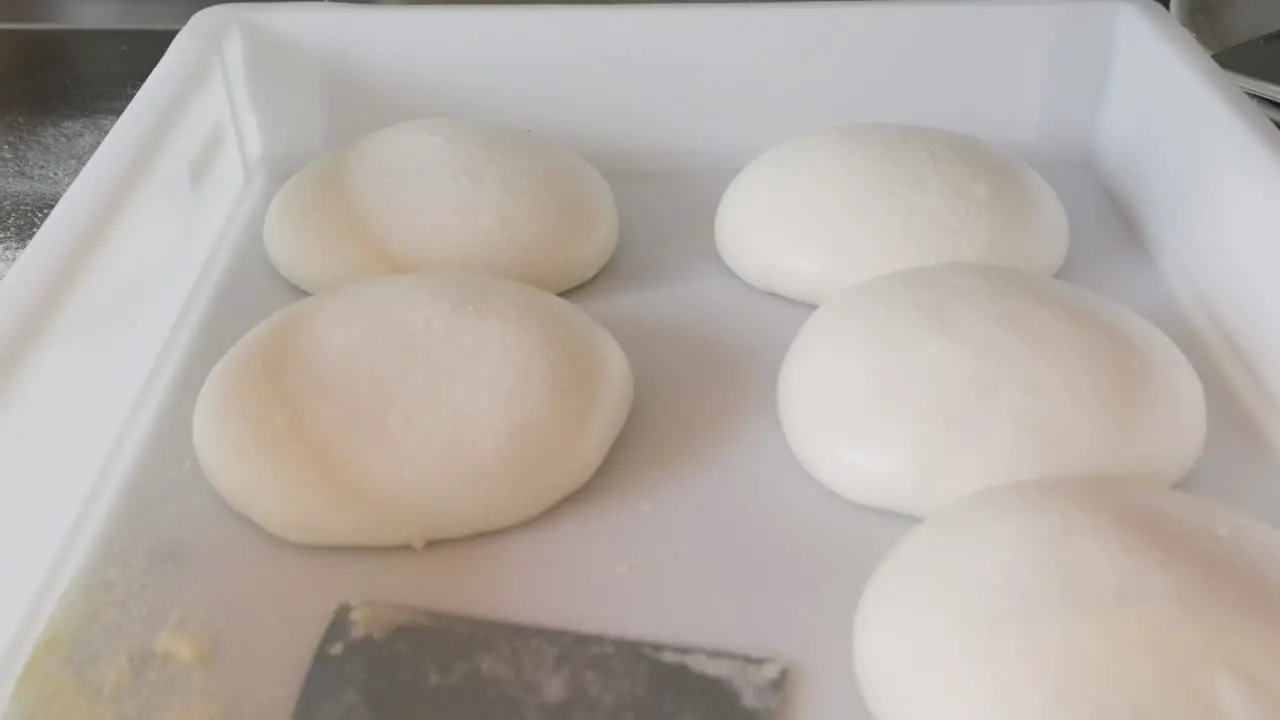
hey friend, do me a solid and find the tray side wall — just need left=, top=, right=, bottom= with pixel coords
left=0, top=11, right=254, bottom=698
left=11, top=1, right=1280, bottom=713
left=1094, top=0, right=1280, bottom=449
left=230, top=1, right=1120, bottom=170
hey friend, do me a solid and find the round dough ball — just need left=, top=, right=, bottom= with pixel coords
left=264, top=118, right=619, bottom=295
left=715, top=124, right=1068, bottom=305
left=192, top=272, right=633, bottom=547
left=855, top=481, right=1280, bottom=720
left=777, top=264, right=1205, bottom=516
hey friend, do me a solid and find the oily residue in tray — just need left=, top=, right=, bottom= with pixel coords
left=3, top=544, right=220, bottom=720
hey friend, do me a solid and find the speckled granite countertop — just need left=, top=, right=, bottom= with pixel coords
left=0, top=29, right=174, bottom=279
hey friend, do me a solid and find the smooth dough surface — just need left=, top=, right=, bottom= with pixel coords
left=192, top=273, right=633, bottom=547
left=264, top=118, right=619, bottom=295
left=855, top=481, right=1280, bottom=720
left=777, top=264, right=1206, bottom=516
left=715, top=124, right=1069, bottom=305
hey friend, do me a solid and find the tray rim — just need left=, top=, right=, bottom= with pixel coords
left=3, top=0, right=1276, bottom=712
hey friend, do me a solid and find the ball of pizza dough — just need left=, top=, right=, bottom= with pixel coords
left=777, top=264, right=1205, bottom=516
left=855, top=480, right=1280, bottom=720
left=264, top=118, right=619, bottom=295
left=716, top=124, right=1068, bottom=304
left=192, top=272, right=633, bottom=547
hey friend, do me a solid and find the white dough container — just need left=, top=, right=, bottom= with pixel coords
left=2, top=1, right=1279, bottom=717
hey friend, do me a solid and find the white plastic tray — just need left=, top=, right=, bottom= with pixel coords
left=3, top=1, right=1280, bottom=717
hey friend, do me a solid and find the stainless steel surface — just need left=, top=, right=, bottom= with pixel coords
left=1173, top=0, right=1280, bottom=52
left=1215, top=29, right=1280, bottom=104
left=293, top=602, right=787, bottom=720
left=0, top=29, right=173, bottom=279
left=1248, top=94, right=1280, bottom=123
left=4, top=0, right=561, bottom=27
left=4, top=0, right=264, bottom=27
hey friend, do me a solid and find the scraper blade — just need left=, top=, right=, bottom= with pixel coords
left=292, top=602, right=787, bottom=720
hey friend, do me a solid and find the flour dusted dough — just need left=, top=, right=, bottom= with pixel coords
left=855, top=481, right=1280, bottom=720
left=715, top=124, right=1068, bottom=304
left=192, top=273, right=633, bottom=547
left=777, top=264, right=1205, bottom=516
left=264, top=118, right=619, bottom=295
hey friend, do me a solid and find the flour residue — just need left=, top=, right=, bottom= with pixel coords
left=346, top=601, right=433, bottom=640
left=152, top=624, right=211, bottom=667
left=642, top=647, right=786, bottom=711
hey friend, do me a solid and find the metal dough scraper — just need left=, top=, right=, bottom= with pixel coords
left=292, top=602, right=788, bottom=720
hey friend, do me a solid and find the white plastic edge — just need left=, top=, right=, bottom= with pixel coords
left=1095, top=0, right=1280, bottom=454
left=4, top=0, right=1280, bottom=709
left=0, top=5, right=244, bottom=704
